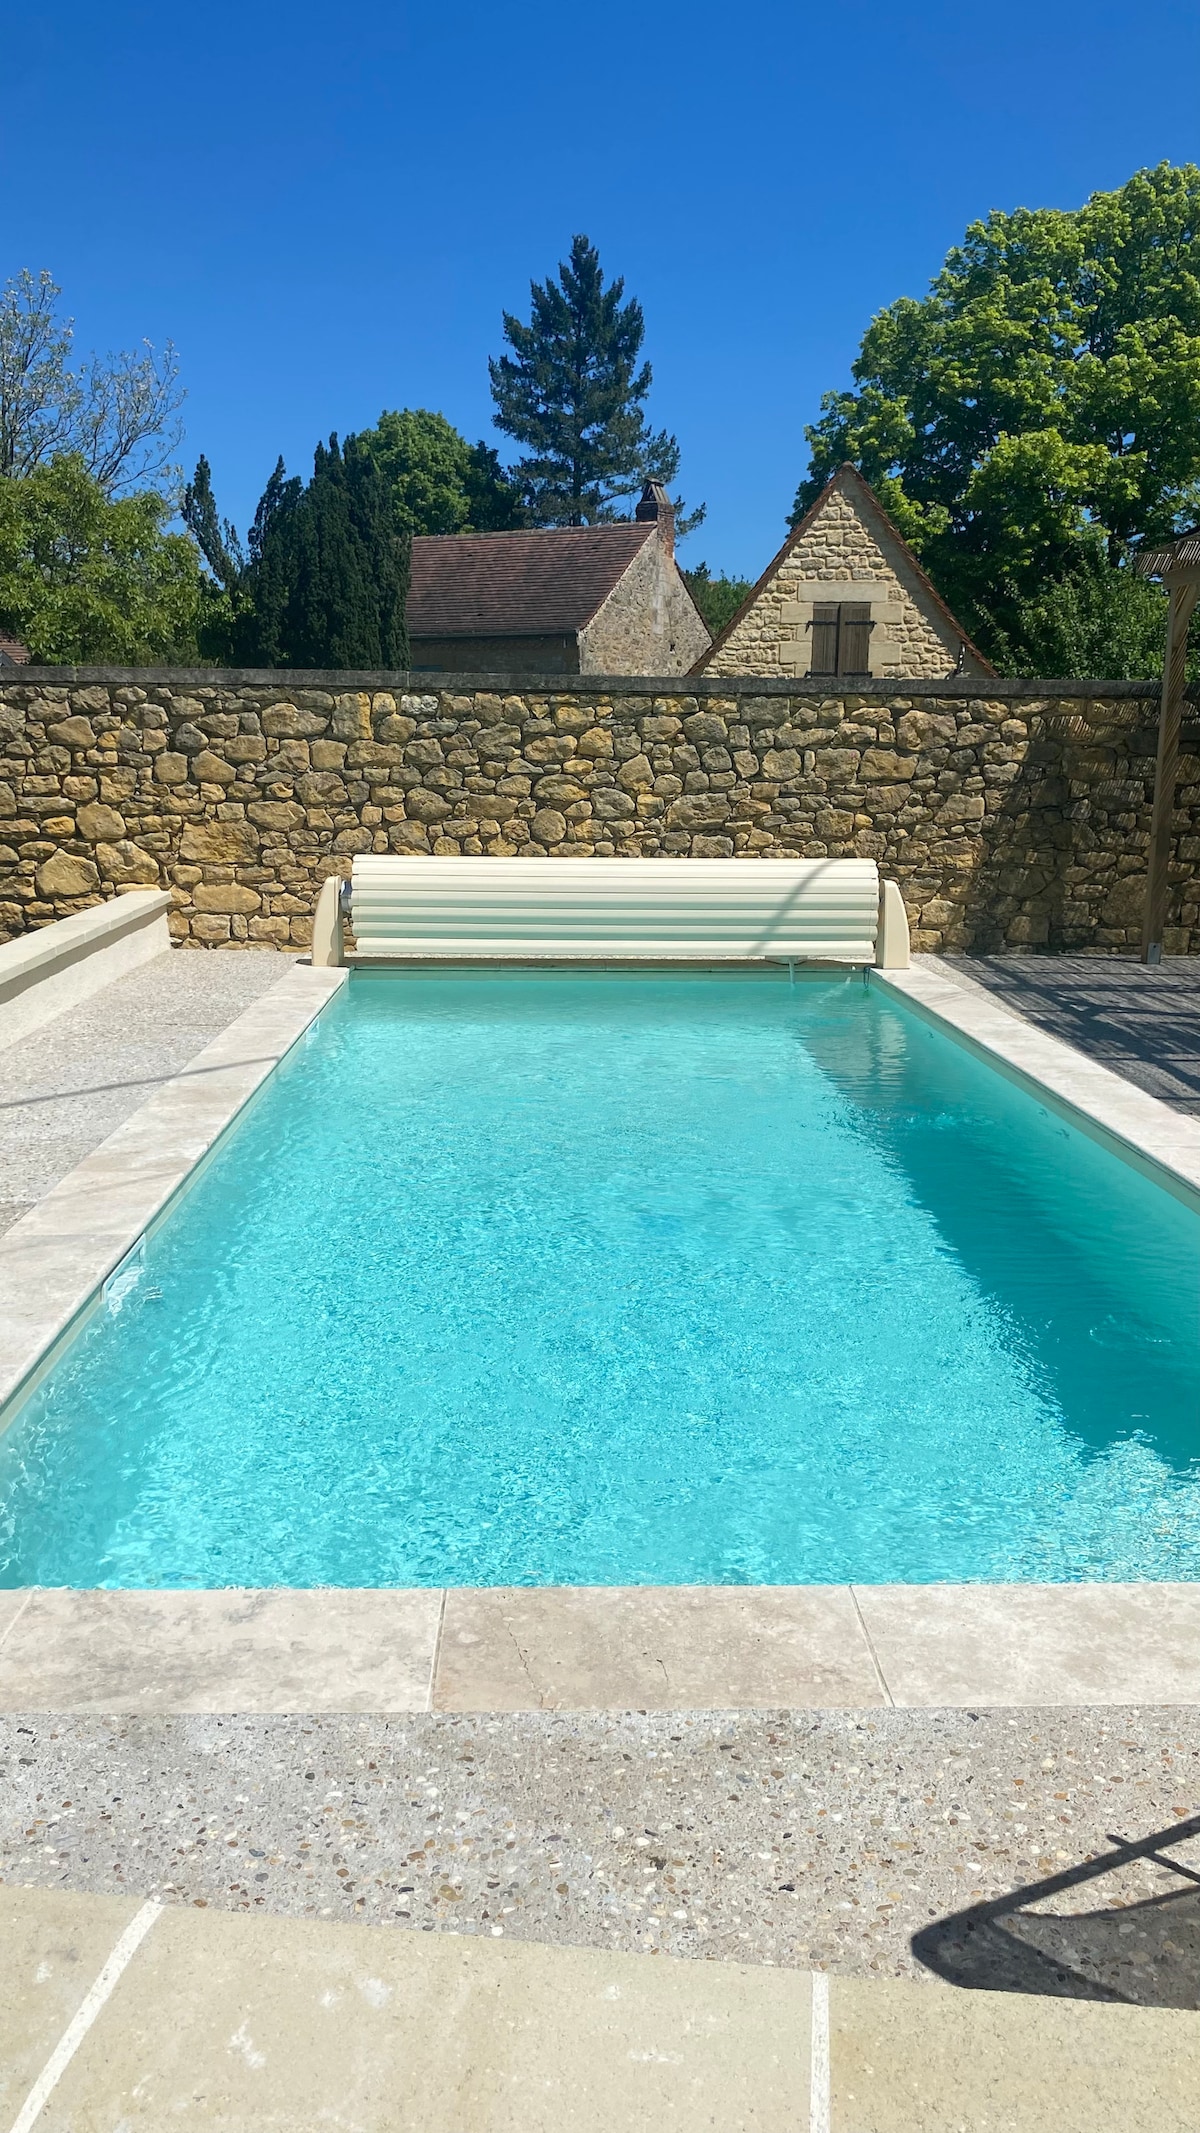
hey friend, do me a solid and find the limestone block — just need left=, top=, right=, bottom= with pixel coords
left=97, top=840, right=160, bottom=885
left=617, top=754, right=654, bottom=791
left=248, top=801, right=307, bottom=830
left=576, top=727, right=613, bottom=758
left=405, top=790, right=450, bottom=822
left=35, top=850, right=99, bottom=898
left=155, top=753, right=190, bottom=786
left=191, top=752, right=236, bottom=786
left=179, top=821, right=259, bottom=864
left=531, top=808, right=566, bottom=846
left=46, top=717, right=96, bottom=750
left=194, top=882, right=261, bottom=913
left=75, top=800, right=127, bottom=842
left=331, top=692, right=372, bottom=740
left=190, top=912, right=231, bottom=942
left=861, top=749, right=917, bottom=782
left=533, top=775, right=587, bottom=805
left=895, top=710, right=959, bottom=751
left=262, top=702, right=329, bottom=739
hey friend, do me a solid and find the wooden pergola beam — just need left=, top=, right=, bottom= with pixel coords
left=1133, top=540, right=1200, bottom=965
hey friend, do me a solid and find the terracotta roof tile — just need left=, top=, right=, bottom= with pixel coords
left=408, top=525, right=655, bottom=640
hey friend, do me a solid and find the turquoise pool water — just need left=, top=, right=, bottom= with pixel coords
left=2, top=969, right=1199, bottom=1587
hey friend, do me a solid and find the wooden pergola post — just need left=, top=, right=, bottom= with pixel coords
left=1133, top=536, right=1200, bottom=964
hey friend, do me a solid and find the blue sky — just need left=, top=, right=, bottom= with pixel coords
left=5, top=0, right=1200, bottom=579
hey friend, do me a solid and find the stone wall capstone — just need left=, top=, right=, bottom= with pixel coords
left=1, top=669, right=1197, bottom=955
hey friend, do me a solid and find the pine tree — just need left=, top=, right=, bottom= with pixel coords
left=489, top=235, right=703, bottom=530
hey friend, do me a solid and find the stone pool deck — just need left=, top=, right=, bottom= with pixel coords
left=7, top=1884, right=1200, bottom=2133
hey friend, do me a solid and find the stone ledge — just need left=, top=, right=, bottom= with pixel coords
left=0, top=890, right=173, bottom=1053
left=1, top=664, right=1179, bottom=699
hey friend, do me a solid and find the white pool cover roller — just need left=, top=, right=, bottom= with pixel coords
left=322, top=855, right=909, bottom=964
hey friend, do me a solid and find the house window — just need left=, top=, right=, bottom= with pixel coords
left=810, top=602, right=873, bottom=676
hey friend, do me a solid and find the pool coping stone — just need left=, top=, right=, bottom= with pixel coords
left=3, top=1582, right=1200, bottom=1712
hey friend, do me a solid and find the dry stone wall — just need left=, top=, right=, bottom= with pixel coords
left=1, top=670, right=1197, bottom=955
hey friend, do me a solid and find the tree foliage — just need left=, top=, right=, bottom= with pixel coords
left=489, top=234, right=703, bottom=532
left=355, top=408, right=525, bottom=534
left=0, top=456, right=202, bottom=662
left=0, top=270, right=184, bottom=496
left=186, top=436, right=410, bottom=667
left=795, top=162, right=1200, bottom=671
left=681, top=562, right=753, bottom=640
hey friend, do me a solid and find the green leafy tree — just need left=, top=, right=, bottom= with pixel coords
left=355, top=408, right=525, bottom=534
left=0, top=455, right=202, bottom=661
left=992, top=533, right=1173, bottom=679
left=681, top=562, right=753, bottom=639
left=795, top=162, right=1200, bottom=670
left=489, top=234, right=703, bottom=531
left=191, top=436, right=410, bottom=667
left=0, top=270, right=183, bottom=495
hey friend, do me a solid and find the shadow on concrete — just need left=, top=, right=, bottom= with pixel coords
left=947, top=953, right=1200, bottom=1114
left=913, top=1811, right=1200, bottom=2008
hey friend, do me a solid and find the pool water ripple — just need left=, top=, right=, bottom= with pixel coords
left=1, top=969, right=1198, bottom=1587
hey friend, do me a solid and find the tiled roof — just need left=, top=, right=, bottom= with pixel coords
left=408, top=525, right=655, bottom=639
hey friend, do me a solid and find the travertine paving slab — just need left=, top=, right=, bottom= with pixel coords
left=0, top=1886, right=141, bottom=2120
left=0, top=1587, right=442, bottom=1711
left=436, top=1584, right=881, bottom=1710
left=855, top=1583, right=1200, bottom=1706
left=829, top=1973, right=1200, bottom=2132
left=0, top=1586, right=30, bottom=1646
left=39, top=1903, right=812, bottom=2132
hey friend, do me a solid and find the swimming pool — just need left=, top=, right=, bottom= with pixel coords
left=1, top=968, right=1198, bottom=1588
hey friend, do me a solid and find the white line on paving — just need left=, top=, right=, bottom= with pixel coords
left=7, top=1900, right=161, bottom=2133
left=809, top=1970, right=830, bottom=2133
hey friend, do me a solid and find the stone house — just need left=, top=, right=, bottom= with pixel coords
left=407, top=484, right=710, bottom=676
left=694, top=463, right=993, bottom=681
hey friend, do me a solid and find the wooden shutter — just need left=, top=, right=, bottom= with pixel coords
left=810, top=604, right=839, bottom=674
left=838, top=603, right=872, bottom=674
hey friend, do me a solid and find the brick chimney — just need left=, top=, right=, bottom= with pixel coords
left=635, top=481, right=675, bottom=557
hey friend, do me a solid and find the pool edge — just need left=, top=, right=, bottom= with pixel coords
left=1, top=1581, right=1199, bottom=1713
left=872, top=962, right=1200, bottom=1215
left=0, top=962, right=348, bottom=1435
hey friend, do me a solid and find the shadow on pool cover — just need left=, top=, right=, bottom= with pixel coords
left=913, top=1810, right=1200, bottom=2008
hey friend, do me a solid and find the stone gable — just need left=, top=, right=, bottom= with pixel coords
left=698, top=467, right=991, bottom=681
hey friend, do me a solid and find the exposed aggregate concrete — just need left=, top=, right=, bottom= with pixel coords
left=1, top=1710, right=1197, bottom=2008
left=0, top=948, right=293, bottom=1233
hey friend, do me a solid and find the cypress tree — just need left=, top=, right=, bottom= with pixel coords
left=186, top=439, right=411, bottom=668
left=253, top=435, right=410, bottom=667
